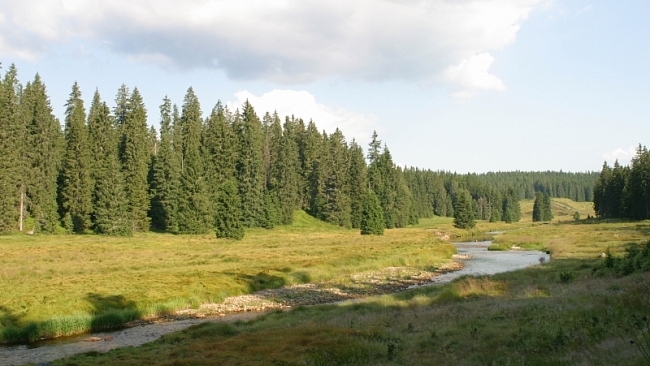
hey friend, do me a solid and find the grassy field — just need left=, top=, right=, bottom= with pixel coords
left=52, top=201, right=650, bottom=366
left=0, top=211, right=459, bottom=343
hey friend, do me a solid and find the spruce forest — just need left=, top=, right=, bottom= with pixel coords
left=593, top=146, right=650, bottom=220
left=0, top=64, right=598, bottom=237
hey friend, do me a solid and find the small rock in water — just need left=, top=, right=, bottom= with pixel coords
left=84, top=337, right=102, bottom=342
left=104, top=336, right=114, bottom=341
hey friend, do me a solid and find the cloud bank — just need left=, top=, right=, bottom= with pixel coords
left=227, top=89, right=376, bottom=145
left=1, top=0, right=541, bottom=92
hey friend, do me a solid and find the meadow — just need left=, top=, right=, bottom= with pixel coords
left=50, top=199, right=650, bottom=366
left=0, top=211, right=458, bottom=343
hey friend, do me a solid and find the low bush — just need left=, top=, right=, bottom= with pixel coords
left=593, top=240, right=650, bottom=276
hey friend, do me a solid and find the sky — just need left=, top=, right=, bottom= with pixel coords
left=1, top=0, right=648, bottom=173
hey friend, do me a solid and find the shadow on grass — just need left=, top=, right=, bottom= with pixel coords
left=235, top=271, right=287, bottom=292
left=0, top=293, right=142, bottom=344
left=85, top=293, right=142, bottom=332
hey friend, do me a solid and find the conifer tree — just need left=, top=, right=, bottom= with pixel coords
left=0, top=64, right=22, bottom=233
left=21, top=74, right=62, bottom=233
left=542, top=193, right=553, bottom=221
left=628, top=145, right=650, bottom=220
left=59, top=82, right=93, bottom=233
left=149, top=96, right=181, bottom=232
left=453, top=189, right=475, bottom=229
left=532, top=191, right=544, bottom=222
left=88, top=91, right=130, bottom=235
left=360, top=191, right=384, bottom=235
left=215, top=179, right=244, bottom=240
left=320, top=129, right=352, bottom=227
left=235, top=101, right=266, bottom=227
left=502, top=188, right=521, bottom=223
left=297, top=120, right=324, bottom=215
left=172, top=104, right=183, bottom=168
left=309, top=130, right=329, bottom=219
left=114, top=84, right=129, bottom=131
left=203, top=101, right=237, bottom=186
left=348, top=139, right=367, bottom=228
left=119, top=88, right=151, bottom=232
left=273, top=116, right=301, bottom=225
left=392, top=165, right=414, bottom=227
left=593, top=162, right=612, bottom=218
left=375, top=146, right=400, bottom=228
left=432, top=179, right=448, bottom=217
left=609, top=161, right=630, bottom=218
left=176, top=87, right=212, bottom=234
left=262, top=111, right=283, bottom=227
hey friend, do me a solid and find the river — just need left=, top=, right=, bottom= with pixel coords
left=0, top=239, right=549, bottom=366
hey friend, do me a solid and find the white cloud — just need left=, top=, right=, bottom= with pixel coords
left=0, top=0, right=542, bottom=92
left=444, top=53, right=507, bottom=98
left=603, top=146, right=637, bottom=166
left=227, top=89, right=376, bottom=145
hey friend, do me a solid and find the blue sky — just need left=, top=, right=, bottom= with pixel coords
left=1, top=0, right=648, bottom=173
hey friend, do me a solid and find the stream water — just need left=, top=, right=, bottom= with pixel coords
left=0, top=240, right=549, bottom=366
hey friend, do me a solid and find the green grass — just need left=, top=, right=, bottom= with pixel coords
left=54, top=215, right=650, bottom=366
left=0, top=211, right=457, bottom=343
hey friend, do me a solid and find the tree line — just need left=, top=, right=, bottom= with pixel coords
left=403, top=169, right=596, bottom=225
left=593, top=145, right=650, bottom=220
left=0, top=63, right=599, bottom=236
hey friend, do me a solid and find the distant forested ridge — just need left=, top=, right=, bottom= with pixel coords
left=0, top=63, right=598, bottom=235
left=593, top=145, right=650, bottom=220
left=404, top=169, right=597, bottom=221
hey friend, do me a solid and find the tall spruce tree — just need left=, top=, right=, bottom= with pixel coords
left=261, top=111, right=283, bottom=227
left=502, top=188, right=521, bottom=223
left=21, top=74, right=62, bottom=233
left=176, top=87, right=212, bottom=234
left=593, top=162, right=612, bottom=218
left=119, top=88, right=151, bottom=232
left=367, top=132, right=388, bottom=224
left=59, top=82, right=93, bottom=233
left=391, top=164, right=414, bottom=228
left=348, top=139, right=368, bottom=229
left=532, top=192, right=543, bottom=222
left=453, top=189, right=475, bottom=229
left=320, top=128, right=352, bottom=227
left=542, top=193, right=553, bottom=221
left=376, top=146, right=398, bottom=228
left=235, top=101, right=266, bottom=227
left=273, top=116, right=301, bottom=225
left=88, top=90, right=130, bottom=235
left=149, top=96, right=181, bottom=232
left=628, top=146, right=650, bottom=220
left=360, top=190, right=384, bottom=235
left=298, top=120, right=323, bottom=214
left=609, top=161, right=630, bottom=218
left=0, top=64, right=22, bottom=233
